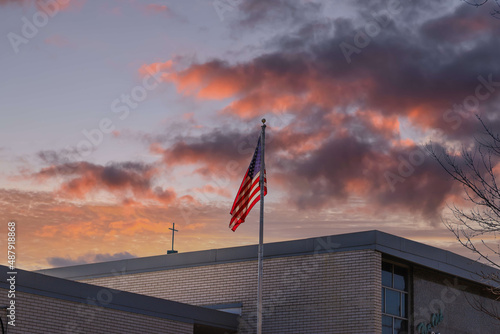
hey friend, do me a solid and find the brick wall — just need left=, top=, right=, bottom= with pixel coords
left=412, top=266, right=500, bottom=334
left=0, top=289, right=193, bottom=334
left=81, top=249, right=382, bottom=334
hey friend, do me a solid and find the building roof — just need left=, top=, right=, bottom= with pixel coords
left=1, top=265, right=238, bottom=330
left=37, top=230, right=499, bottom=287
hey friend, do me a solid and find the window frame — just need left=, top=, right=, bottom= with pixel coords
left=382, top=260, right=411, bottom=334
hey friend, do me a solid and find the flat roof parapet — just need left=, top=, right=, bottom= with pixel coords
left=0, top=265, right=238, bottom=330
left=36, top=230, right=499, bottom=287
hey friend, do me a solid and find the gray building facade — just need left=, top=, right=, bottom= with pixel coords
left=34, top=230, right=500, bottom=333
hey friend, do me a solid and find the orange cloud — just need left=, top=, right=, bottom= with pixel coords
left=33, top=161, right=176, bottom=205
left=0, top=0, right=86, bottom=11
left=165, top=61, right=250, bottom=99
left=274, top=125, right=331, bottom=157
left=138, top=60, right=173, bottom=77
left=149, top=142, right=165, bottom=155
left=356, top=110, right=400, bottom=139
left=194, top=184, right=231, bottom=198
left=421, top=5, right=494, bottom=43
left=37, top=221, right=100, bottom=238
left=222, top=92, right=302, bottom=118
left=139, top=56, right=379, bottom=123
left=141, top=3, right=170, bottom=15
left=131, top=4, right=500, bottom=225
left=0, top=187, right=480, bottom=272
left=108, top=219, right=171, bottom=236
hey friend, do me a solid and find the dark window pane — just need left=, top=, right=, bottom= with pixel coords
left=394, top=319, right=408, bottom=334
left=382, top=262, right=393, bottom=287
left=382, top=288, right=386, bottom=313
left=393, top=318, right=402, bottom=334
left=382, top=315, right=393, bottom=334
left=394, top=266, right=408, bottom=291
left=386, top=289, right=400, bottom=316
left=401, top=293, right=408, bottom=318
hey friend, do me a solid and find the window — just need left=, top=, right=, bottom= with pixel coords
left=382, top=262, right=409, bottom=334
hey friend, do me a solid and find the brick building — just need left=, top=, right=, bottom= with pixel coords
left=0, top=265, right=238, bottom=333
left=2, top=230, right=500, bottom=333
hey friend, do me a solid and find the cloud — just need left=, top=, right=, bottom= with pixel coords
left=0, top=188, right=255, bottom=270
left=33, top=160, right=176, bottom=204
left=143, top=116, right=454, bottom=219
left=0, top=186, right=477, bottom=271
left=136, top=3, right=500, bottom=219
left=194, top=184, right=232, bottom=198
left=4, top=0, right=500, bottom=271
left=159, top=129, right=254, bottom=165
left=229, top=0, right=322, bottom=30
left=0, top=0, right=85, bottom=11
left=107, top=219, right=177, bottom=236
left=145, top=128, right=268, bottom=186
left=37, top=147, right=94, bottom=165
left=148, top=3, right=500, bottom=139
left=141, top=3, right=170, bottom=15
left=47, top=251, right=136, bottom=267
left=136, top=3, right=184, bottom=21
left=278, top=136, right=455, bottom=218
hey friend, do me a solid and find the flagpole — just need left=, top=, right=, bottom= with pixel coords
left=257, top=118, right=266, bottom=334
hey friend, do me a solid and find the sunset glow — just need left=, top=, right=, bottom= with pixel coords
left=1, top=0, right=500, bottom=270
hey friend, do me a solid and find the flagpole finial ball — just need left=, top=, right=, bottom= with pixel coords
left=261, top=118, right=266, bottom=124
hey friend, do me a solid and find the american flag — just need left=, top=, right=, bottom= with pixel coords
left=229, top=136, right=267, bottom=231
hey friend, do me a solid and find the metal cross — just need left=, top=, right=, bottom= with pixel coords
left=167, top=223, right=178, bottom=254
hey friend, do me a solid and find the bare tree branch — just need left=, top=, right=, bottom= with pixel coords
left=429, top=116, right=500, bottom=321
left=462, top=0, right=500, bottom=19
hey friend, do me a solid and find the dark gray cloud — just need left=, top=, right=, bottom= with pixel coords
left=232, top=0, right=322, bottom=29
left=148, top=2, right=500, bottom=220
left=32, top=160, right=176, bottom=203
left=37, top=147, right=96, bottom=169
left=170, top=2, right=500, bottom=140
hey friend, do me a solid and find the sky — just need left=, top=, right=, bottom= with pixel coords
left=1, top=0, right=500, bottom=270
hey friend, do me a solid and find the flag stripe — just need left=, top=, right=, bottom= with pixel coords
left=230, top=180, right=267, bottom=231
left=230, top=174, right=266, bottom=220
left=231, top=180, right=267, bottom=222
left=230, top=173, right=261, bottom=214
left=231, top=184, right=262, bottom=223
left=230, top=195, right=260, bottom=230
left=230, top=170, right=250, bottom=213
